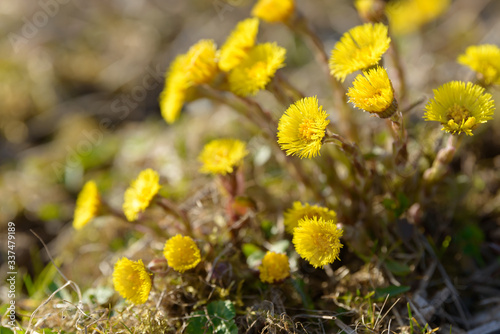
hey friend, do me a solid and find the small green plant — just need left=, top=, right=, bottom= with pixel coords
left=186, top=301, right=237, bottom=334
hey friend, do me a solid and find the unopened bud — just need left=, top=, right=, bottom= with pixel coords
left=436, top=146, right=456, bottom=165
left=147, top=258, right=168, bottom=273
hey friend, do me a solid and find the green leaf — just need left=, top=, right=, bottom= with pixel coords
left=268, top=240, right=290, bottom=254
left=206, top=300, right=236, bottom=321
left=382, top=198, right=396, bottom=211
left=242, top=243, right=265, bottom=268
left=395, top=193, right=410, bottom=217
left=260, top=220, right=274, bottom=238
left=385, top=260, right=411, bottom=276
left=242, top=243, right=260, bottom=258
left=82, top=286, right=115, bottom=305
left=186, top=301, right=237, bottom=334
left=374, top=285, right=410, bottom=300
left=0, top=327, right=15, bottom=334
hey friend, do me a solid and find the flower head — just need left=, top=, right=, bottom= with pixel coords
left=347, top=66, right=397, bottom=118
left=259, top=251, right=290, bottom=283
left=163, top=234, right=201, bottom=273
left=355, top=0, right=385, bottom=22
left=293, top=216, right=343, bottom=268
left=159, top=39, right=218, bottom=124
left=251, top=0, right=294, bottom=23
left=198, top=139, right=248, bottom=175
left=386, top=0, right=450, bottom=36
left=329, top=23, right=391, bottom=82
left=160, top=55, right=191, bottom=124
left=184, top=39, right=219, bottom=85
left=458, top=44, right=500, bottom=86
left=219, top=18, right=260, bottom=72
left=277, top=96, right=330, bottom=159
left=123, top=169, right=161, bottom=222
left=423, top=81, right=495, bottom=136
left=228, top=42, right=286, bottom=97
left=284, top=201, right=337, bottom=234
left=112, top=258, right=152, bottom=304
left=73, top=180, right=100, bottom=230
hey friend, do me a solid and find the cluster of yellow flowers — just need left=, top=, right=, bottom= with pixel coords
left=284, top=202, right=343, bottom=268
left=419, top=42, right=499, bottom=136
left=112, top=234, right=201, bottom=304
left=159, top=0, right=295, bottom=124
left=70, top=0, right=499, bottom=313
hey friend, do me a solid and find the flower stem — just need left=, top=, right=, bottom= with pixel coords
left=423, top=134, right=459, bottom=184
left=275, top=71, right=305, bottom=101
left=388, top=109, right=408, bottom=164
left=156, top=197, right=193, bottom=236
left=387, top=39, right=407, bottom=102
left=324, top=129, right=367, bottom=178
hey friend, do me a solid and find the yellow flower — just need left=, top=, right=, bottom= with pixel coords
left=163, top=234, right=201, bottom=273
left=423, top=81, right=495, bottom=136
left=198, top=139, right=248, bottom=175
left=219, top=18, right=260, bottom=72
left=259, top=251, right=290, bottom=283
left=251, top=0, right=294, bottom=23
left=277, top=96, right=330, bottom=159
left=159, top=39, right=218, bottom=124
left=159, top=54, right=190, bottom=124
left=458, top=44, right=500, bottom=86
left=123, top=169, right=161, bottom=222
left=329, top=23, right=391, bottom=82
left=184, top=39, right=219, bottom=85
left=284, top=201, right=337, bottom=234
left=112, top=257, right=152, bottom=304
left=386, top=0, right=450, bottom=36
left=73, top=180, right=100, bottom=230
left=228, top=42, right=286, bottom=97
left=292, top=216, right=343, bottom=268
left=347, top=66, right=397, bottom=118
left=355, top=0, right=374, bottom=14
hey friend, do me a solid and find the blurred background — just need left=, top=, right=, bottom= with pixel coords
left=1, top=0, right=500, bottom=303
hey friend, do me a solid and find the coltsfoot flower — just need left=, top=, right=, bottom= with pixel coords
left=219, top=18, right=260, bottom=72
left=284, top=201, right=337, bottom=234
left=184, top=39, right=219, bottom=85
left=458, top=44, right=500, bottom=86
left=354, top=0, right=385, bottom=22
left=251, top=0, right=294, bottom=23
left=259, top=251, right=290, bottom=283
left=198, top=139, right=248, bottom=175
left=347, top=66, right=397, bottom=118
left=228, top=42, right=286, bottom=97
left=329, top=23, right=391, bottom=82
left=423, top=81, right=495, bottom=136
left=293, top=216, right=343, bottom=268
left=386, top=0, right=450, bottom=36
left=112, top=257, right=152, bottom=304
left=163, top=234, right=201, bottom=273
left=73, top=180, right=100, bottom=230
left=123, top=169, right=161, bottom=222
left=159, top=39, right=218, bottom=124
left=277, top=96, right=330, bottom=159
left=160, top=54, right=191, bottom=124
